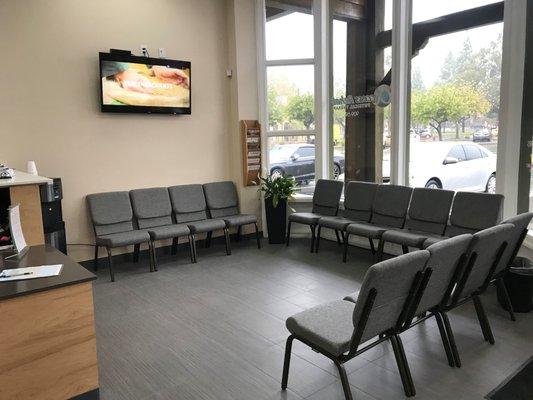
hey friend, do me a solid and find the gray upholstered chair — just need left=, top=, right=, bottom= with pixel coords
left=130, top=188, right=194, bottom=267
left=282, top=250, right=431, bottom=399
left=168, top=184, right=230, bottom=260
left=315, top=181, right=378, bottom=256
left=379, top=187, right=454, bottom=259
left=87, top=191, right=154, bottom=282
left=344, top=184, right=413, bottom=261
left=490, top=212, right=533, bottom=321
left=438, top=223, right=513, bottom=367
left=287, top=179, right=344, bottom=252
left=346, top=234, right=473, bottom=379
left=423, top=191, right=504, bottom=248
left=202, top=181, right=261, bottom=249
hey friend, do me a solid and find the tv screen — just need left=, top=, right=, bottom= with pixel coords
left=99, top=52, right=191, bottom=114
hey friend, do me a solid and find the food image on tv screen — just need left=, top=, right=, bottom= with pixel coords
left=101, top=60, right=190, bottom=108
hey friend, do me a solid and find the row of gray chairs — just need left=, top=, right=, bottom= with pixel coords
left=288, top=180, right=504, bottom=263
left=87, top=181, right=260, bottom=281
left=282, top=211, right=533, bottom=399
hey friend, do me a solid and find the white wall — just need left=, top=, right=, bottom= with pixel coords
left=0, top=0, right=261, bottom=261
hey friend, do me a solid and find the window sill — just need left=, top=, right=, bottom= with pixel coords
left=290, top=193, right=313, bottom=203
left=289, top=193, right=346, bottom=204
left=523, top=231, right=533, bottom=250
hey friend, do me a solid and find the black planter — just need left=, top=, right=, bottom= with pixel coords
left=264, top=197, right=287, bottom=244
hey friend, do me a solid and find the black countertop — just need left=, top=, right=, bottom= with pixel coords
left=0, top=245, right=96, bottom=301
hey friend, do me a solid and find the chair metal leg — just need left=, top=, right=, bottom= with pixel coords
left=191, top=234, right=198, bottom=263
left=390, top=335, right=415, bottom=397
left=224, top=228, right=232, bottom=255
left=310, top=225, right=316, bottom=253
left=254, top=223, right=261, bottom=249
left=286, top=221, right=292, bottom=246
left=495, top=278, right=516, bottom=321
left=236, top=225, right=242, bottom=242
left=133, top=243, right=140, bottom=263
left=281, top=335, right=294, bottom=390
left=402, top=245, right=409, bottom=254
left=149, top=241, right=157, bottom=272
left=335, top=230, right=342, bottom=246
left=343, top=233, right=350, bottom=263
left=206, top=231, right=212, bottom=248
left=368, top=238, right=375, bottom=255
left=106, top=247, right=115, bottom=282
left=377, top=238, right=385, bottom=261
left=171, top=237, right=178, bottom=255
left=396, top=334, right=416, bottom=396
left=473, top=296, right=490, bottom=342
left=315, top=226, right=322, bottom=253
left=434, top=312, right=456, bottom=367
left=441, top=312, right=461, bottom=368
left=333, top=360, right=354, bottom=400
left=93, top=245, right=99, bottom=272
left=187, top=235, right=195, bottom=263
left=473, top=295, right=495, bottom=344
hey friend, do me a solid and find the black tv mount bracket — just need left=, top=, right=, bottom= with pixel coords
left=109, top=49, right=132, bottom=56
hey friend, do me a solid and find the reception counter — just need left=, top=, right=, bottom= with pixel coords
left=0, top=245, right=99, bottom=399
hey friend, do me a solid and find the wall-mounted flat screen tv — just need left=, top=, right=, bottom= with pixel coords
left=99, top=52, right=191, bottom=114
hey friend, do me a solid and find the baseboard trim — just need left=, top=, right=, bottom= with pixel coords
left=70, top=388, right=99, bottom=400
left=80, top=231, right=263, bottom=270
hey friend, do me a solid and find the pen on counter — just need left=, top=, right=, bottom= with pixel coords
left=0, top=271, right=33, bottom=279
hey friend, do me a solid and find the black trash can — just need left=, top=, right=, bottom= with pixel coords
left=497, top=257, right=533, bottom=313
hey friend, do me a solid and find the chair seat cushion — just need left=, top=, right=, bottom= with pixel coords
left=286, top=300, right=355, bottom=356
left=345, top=222, right=388, bottom=238
left=318, top=216, right=354, bottom=231
left=96, top=230, right=151, bottom=247
left=343, top=291, right=359, bottom=303
left=223, top=214, right=257, bottom=227
left=187, top=219, right=226, bottom=234
left=289, top=212, right=322, bottom=225
left=423, top=235, right=448, bottom=248
left=148, top=224, right=190, bottom=240
left=381, top=229, right=433, bottom=248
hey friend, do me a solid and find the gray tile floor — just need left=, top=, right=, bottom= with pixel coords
left=93, top=237, right=533, bottom=400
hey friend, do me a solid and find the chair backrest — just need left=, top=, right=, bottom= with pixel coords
left=494, top=212, right=533, bottom=276
left=311, top=179, right=344, bottom=216
left=416, top=234, right=472, bottom=314
left=203, top=181, right=240, bottom=218
left=169, top=184, right=209, bottom=223
left=86, top=191, right=134, bottom=236
left=130, top=188, right=173, bottom=229
left=445, top=192, right=504, bottom=237
left=455, top=223, right=514, bottom=301
left=406, top=188, right=454, bottom=235
left=342, top=181, right=378, bottom=222
left=370, top=184, right=413, bottom=228
left=351, top=250, right=430, bottom=343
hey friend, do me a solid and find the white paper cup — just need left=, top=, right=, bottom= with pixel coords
left=27, top=161, right=38, bottom=175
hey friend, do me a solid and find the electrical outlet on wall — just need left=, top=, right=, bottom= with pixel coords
left=140, top=45, right=149, bottom=57
left=158, top=48, right=166, bottom=58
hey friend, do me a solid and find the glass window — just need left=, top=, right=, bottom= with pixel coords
left=331, top=2, right=391, bottom=185
left=265, top=11, right=314, bottom=60
left=464, top=144, right=483, bottom=160
left=267, top=65, right=315, bottom=132
left=447, top=145, right=466, bottom=161
left=264, top=3, right=318, bottom=199
left=408, top=14, right=502, bottom=194
left=268, top=136, right=316, bottom=196
left=332, top=19, right=347, bottom=183
left=297, top=146, right=315, bottom=158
